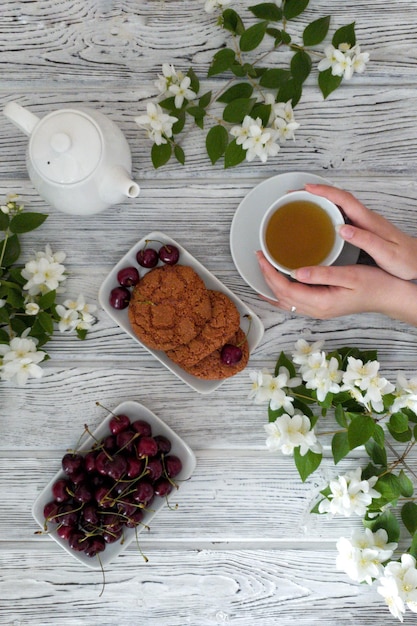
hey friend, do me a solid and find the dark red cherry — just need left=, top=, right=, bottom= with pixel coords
left=109, top=286, right=131, bottom=310
left=220, top=343, right=242, bottom=365
left=165, top=455, right=182, bottom=478
left=117, top=266, right=140, bottom=287
left=136, top=247, right=159, bottom=268
left=109, top=413, right=130, bottom=435
left=158, top=244, right=180, bottom=265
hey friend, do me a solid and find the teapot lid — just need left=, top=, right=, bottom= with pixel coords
left=29, top=109, right=102, bottom=184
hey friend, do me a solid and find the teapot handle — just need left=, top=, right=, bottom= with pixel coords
left=3, top=101, right=40, bottom=136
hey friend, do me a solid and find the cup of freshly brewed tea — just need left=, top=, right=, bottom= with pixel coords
left=259, top=190, right=345, bottom=274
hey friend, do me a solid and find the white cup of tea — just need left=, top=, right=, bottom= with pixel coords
left=259, top=190, right=345, bottom=275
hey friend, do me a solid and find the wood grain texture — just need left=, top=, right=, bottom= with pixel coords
left=1, top=1, right=417, bottom=624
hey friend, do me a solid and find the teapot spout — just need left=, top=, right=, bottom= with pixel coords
left=3, top=101, right=39, bottom=136
left=100, top=166, right=140, bottom=204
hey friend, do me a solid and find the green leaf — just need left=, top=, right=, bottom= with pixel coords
left=4, top=285, right=24, bottom=308
left=374, top=473, right=402, bottom=504
left=249, top=3, right=282, bottom=21
left=334, top=404, right=348, bottom=428
left=373, top=424, right=385, bottom=448
left=277, top=78, right=302, bottom=107
left=290, top=50, right=312, bottom=84
left=187, top=106, right=206, bottom=125
left=331, top=431, right=350, bottom=464
left=222, top=9, right=245, bottom=35
left=250, top=103, right=271, bottom=126
left=39, top=289, right=57, bottom=310
left=224, top=139, right=246, bottom=168
left=318, top=68, right=343, bottom=99
left=386, top=423, right=412, bottom=443
left=76, top=328, right=88, bottom=341
left=0, top=212, right=9, bottom=231
left=389, top=411, right=409, bottom=433
left=364, top=510, right=400, bottom=544
left=172, top=110, right=186, bottom=135
left=281, top=30, right=291, bottom=45
left=38, top=311, right=54, bottom=335
left=283, top=0, right=309, bottom=20
left=364, top=439, right=387, bottom=468
left=0, top=328, right=10, bottom=342
left=348, top=414, right=376, bottom=449
left=409, top=531, right=417, bottom=559
left=259, top=68, right=291, bottom=88
left=398, top=470, right=414, bottom=498
left=206, top=125, right=229, bottom=165
left=266, top=27, right=282, bottom=44
left=159, top=96, right=177, bottom=111
left=332, top=22, right=356, bottom=48
left=303, top=16, right=330, bottom=46
left=274, top=351, right=297, bottom=378
left=217, top=83, right=254, bottom=103
left=294, top=447, right=322, bottom=482
left=239, top=21, right=268, bottom=52
left=1, top=234, right=20, bottom=267
left=174, top=144, right=185, bottom=165
left=187, top=67, right=199, bottom=95
left=199, top=91, right=212, bottom=109
left=208, top=48, right=236, bottom=77
left=230, top=63, right=246, bottom=77
left=222, top=97, right=256, bottom=123
left=151, top=143, right=172, bottom=169
left=9, top=212, right=48, bottom=234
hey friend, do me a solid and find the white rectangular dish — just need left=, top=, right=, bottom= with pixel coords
left=98, top=231, right=264, bottom=394
left=32, top=400, right=197, bottom=569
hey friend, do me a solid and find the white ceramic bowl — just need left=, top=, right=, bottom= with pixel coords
left=259, top=190, right=345, bottom=274
left=32, top=400, right=197, bottom=569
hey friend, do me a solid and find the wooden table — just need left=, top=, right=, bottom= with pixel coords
left=1, top=1, right=417, bottom=624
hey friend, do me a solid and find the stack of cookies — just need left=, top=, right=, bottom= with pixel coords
left=128, top=264, right=249, bottom=380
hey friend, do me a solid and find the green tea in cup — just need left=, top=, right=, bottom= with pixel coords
left=260, top=190, right=344, bottom=274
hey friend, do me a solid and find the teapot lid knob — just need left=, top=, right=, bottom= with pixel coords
left=29, top=109, right=102, bottom=184
left=50, top=132, right=72, bottom=153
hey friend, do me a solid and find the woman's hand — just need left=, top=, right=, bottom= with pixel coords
left=257, top=251, right=407, bottom=319
left=305, top=184, right=417, bottom=280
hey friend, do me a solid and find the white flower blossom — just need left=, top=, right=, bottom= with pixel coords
left=342, top=356, right=395, bottom=412
left=265, top=97, right=300, bottom=142
left=377, top=554, right=417, bottom=621
left=135, top=102, right=178, bottom=146
left=154, top=63, right=180, bottom=95
left=204, top=0, right=232, bottom=14
left=391, top=373, right=417, bottom=414
left=302, top=354, right=343, bottom=402
left=56, top=295, right=96, bottom=333
left=0, top=333, right=46, bottom=385
left=0, top=299, right=6, bottom=308
left=249, top=366, right=301, bottom=414
left=265, top=412, right=322, bottom=456
left=318, top=43, right=369, bottom=81
left=21, top=245, right=67, bottom=296
left=337, top=528, right=397, bottom=585
left=169, top=75, right=197, bottom=109
left=231, top=116, right=280, bottom=164
left=25, top=302, right=40, bottom=316
left=292, top=339, right=325, bottom=367
left=318, top=467, right=380, bottom=517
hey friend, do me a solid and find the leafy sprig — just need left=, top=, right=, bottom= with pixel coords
left=251, top=341, right=417, bottom=620
left=138, top=1, right=367, bottom=168
left=0, top=196, right=96, bottom=384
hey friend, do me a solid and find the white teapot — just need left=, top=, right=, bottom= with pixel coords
left=3, top=101, right=140, bottom=216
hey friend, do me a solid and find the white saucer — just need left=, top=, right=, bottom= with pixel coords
left=230, top=172, right=360, bottom=299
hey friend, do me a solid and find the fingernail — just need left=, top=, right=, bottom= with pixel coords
left=292, top=268, right=310, bottom=280
left=337, top=224, right=354, bottom=240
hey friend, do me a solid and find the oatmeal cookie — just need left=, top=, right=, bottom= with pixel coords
left=166, top=290, right=241, bottom=368
left=128, top=264, right=212, bottom=351
left=184, top=328, right=249, bottom=380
